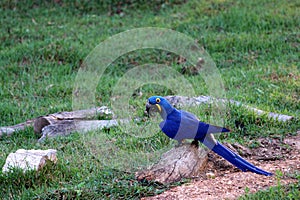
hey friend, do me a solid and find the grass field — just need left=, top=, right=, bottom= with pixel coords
left=0, top=0, right=299, bottom=199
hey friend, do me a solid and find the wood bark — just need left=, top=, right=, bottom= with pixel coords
left=33, top=106, right=116, bottom=142
left=2, top=149, right=57, bottom=173
left=135, top=144, right=208, bottom=184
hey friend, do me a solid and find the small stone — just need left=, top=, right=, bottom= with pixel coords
left=2, top=149, right=57, bottom=173
left=206, top=172, right=215, bottom=179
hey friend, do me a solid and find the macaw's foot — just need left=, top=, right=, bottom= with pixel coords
left=191, top=139, right=199, bottom=148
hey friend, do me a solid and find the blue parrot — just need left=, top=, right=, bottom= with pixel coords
left=146, top=96, right=272, bottom=176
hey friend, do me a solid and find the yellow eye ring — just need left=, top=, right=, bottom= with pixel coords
left=156, top=98, right=161, bottom=103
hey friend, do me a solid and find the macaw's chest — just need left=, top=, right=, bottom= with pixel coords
left=159, top=112, right=200, bottom=141
left=159, top=119, right=180, bottom=139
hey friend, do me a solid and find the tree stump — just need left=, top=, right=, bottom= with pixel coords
left=135, top=144, right=208, bottom=184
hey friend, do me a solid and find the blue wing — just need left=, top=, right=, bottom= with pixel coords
left=180, top=110, right=230, bottom=141
left=160, top=109, right=229, bottom=141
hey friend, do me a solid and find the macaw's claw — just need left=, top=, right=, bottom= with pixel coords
left=175, top=140, right=184, bottom=148
left=191, top=139, right=199, bottom=148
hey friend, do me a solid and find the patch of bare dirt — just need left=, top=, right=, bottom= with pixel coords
left=142, top=132, right=300, bottom=200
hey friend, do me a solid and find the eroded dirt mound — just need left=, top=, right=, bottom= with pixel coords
left=143, top=132, right=300, bottom=200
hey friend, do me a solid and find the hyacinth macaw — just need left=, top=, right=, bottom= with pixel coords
left=145, top=96, right=272, bottom=176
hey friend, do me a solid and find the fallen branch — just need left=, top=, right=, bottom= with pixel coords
left=165, top=96, right=294, bottom=122
left=0, top=119, right=35, bottom=137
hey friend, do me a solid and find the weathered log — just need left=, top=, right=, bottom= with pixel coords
left=135, top=144, right=208, bottom=184
left=165, top=96, right=294, bottom=122
left=34, top=106, right=114, bottom=133
left=34, top=106, right=118, bottom=142
left=0, top=106, right=114, bottom=139
left=38, top=119, right=128, bottom=142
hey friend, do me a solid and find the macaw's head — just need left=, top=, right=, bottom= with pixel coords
left=145, top=96, right=173, bottom=118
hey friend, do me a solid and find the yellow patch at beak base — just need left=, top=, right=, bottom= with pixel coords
left=155, top=104, right=162, bottom=112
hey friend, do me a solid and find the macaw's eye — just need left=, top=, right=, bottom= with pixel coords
left=156, top=98, right=161, bottom=103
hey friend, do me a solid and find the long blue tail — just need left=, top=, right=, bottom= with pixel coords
left=211, top=142, right=272, bottom=176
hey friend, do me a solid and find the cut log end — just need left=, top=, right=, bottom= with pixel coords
left=135, top=144, right=208, bottom=184
left=34, top=117, right=51, bottom=134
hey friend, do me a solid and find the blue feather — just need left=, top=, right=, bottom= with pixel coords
left=212, top=142, right=272, bottom=176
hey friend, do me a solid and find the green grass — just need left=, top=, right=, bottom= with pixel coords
left=0, top=0, right=299, bottom=199
left=239, top=171, right=300, bottom=200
